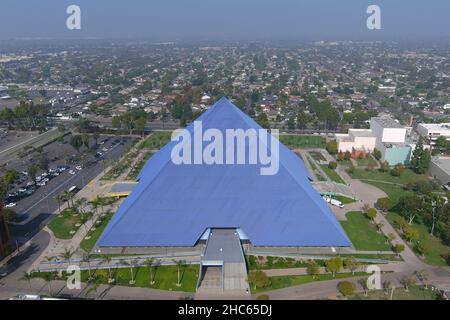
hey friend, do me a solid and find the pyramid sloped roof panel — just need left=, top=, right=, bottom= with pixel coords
left=98, top=97, right=351, bottom=247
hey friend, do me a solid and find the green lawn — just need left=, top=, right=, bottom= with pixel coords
left=363, top=181, right=414, bottom=205
left=33, top=264, right=199, bottom=293
left=349, top=168, right=429, bottom=186
left=47, top=208, right=83, bottom=239
left=352, top=285, right=439, bottom=300
left=252, top=272, right=365, bottom=293
left=80, top=211, right=114, bottom=253
left=309, top=151, right=326, bottom=162
left=320, top=165, right=346, bottom=184
left=340, top=212, right=391, bottom=251
left=247, top=256, right=326, bottom=271
left=126, top=151, right=154, bottom=180
left=279, top=135, right=326, bottom=149
left=143, top=132, right=172, bottom=149
left=386, top=212, right=449, bottom=266
left=334, top=195, right=356, bottom=204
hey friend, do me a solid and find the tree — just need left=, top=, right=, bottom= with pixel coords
left=136, top=117, right=147, bottom=136
left=122, top=259, right=138, bottom=285
left=379, top=160, right=389, bottom=172
left=427, top=194, right=446, bottom=235
left=23, top=271, right=33, bottom=290
left=343, top=257, right=359, bottom=275
left=403, top=226, right=420, bottom=243
left=306, top=260, right=319, bottom=279
left=372, top=148, right=382, bottom=161
left=82, top=133, right=90, bottom=150
left=38, top=153, right=50, bottom=173
left=343, top=151, right=352, bottom=161
left=173, top=259, right=186, bottom=287
left=326, top=140, right=338, bottom=155
left=70, top=135, right=83, bottom=153
left=247, top=270, right=271, bottom=290
left=325, top=257, right=342, bottom=277
left=398, top=195, right=425, bottom=225
left=60, top=248, right=74, bottom=264
left=400, top=275, right=416, bottom=292
left=337, top=281, right=356, bottom=297
left=328, top=161, right=337, bottom=170
left=376, top=197, right=392, bottom=213
left=101, top=255, right=114, bottom=283
left=410, top=137, right=431, bottom=174
left=27, top=165, right=38, bottom=183
left=42, top=272, right=56, bottom=296
left=83, top=253, right=94, bottom=281
left=366, top=208, right=377, bottom=222
left=144, top=258, right=156, bottom=285
left=390, top=163, right=406, bottom=177
left=393, top=244, right=405, bottom=256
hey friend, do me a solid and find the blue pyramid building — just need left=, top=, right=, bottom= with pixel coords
left=98, top=97, right=351, bottom=247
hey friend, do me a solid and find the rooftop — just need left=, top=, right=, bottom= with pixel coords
left=372, top=117, right=404, bottom=129
left=419, top=123, right=450, bottom=131
left=432, top=157, right=450, bottom=175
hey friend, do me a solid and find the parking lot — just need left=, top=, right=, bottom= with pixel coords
left=2, top=133, right=137, bottom=242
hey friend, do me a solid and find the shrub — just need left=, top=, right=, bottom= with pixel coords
left=326, top=140, right=338, bottom=155
left=328, top=161, right=337, bottom=170
left=376, top=197, right=392, bottom=212
left=366, top=208, right=377, bottom=221
left=344, top=151, right=352, bottom=160
left=393, top=244, right=405, bottom=255
left=347, top=166, right=355, bottom=174
left=391, top=163, right=406, bottom=176
left=372, top=148, right=382, bottom=160
left=338, top=281, right=356, bottom=297
left=414, top=241, right=430, bottom=256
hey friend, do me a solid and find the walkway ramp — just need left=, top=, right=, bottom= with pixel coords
left=196, top=229, right=250, bottom=298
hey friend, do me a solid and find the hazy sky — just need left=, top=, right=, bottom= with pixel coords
left=1, top=0, right=449, bottom=41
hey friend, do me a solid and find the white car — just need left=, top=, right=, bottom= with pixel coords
left=75, top=166, right=82, bottom=171
left=69, top=170, right=76, bottom=175
left=5, top=203, right=16, bottom=208
left=37, top=181, right=46, bottom=187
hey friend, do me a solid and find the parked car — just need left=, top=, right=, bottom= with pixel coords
left=75, top=166, right=82, bottom=171
left=69, top=170, right=76, bottom=175
left=5, top=203, right=16, bottom=208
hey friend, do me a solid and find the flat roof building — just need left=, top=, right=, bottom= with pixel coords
left=430, top=157, right=450, bottom=186
left=417, top=123, right=450, bottom=144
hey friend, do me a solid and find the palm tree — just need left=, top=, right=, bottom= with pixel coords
left=102, top=255, right=115, bottom=283
left=60, top=248, right=74, bottom=264
left=122, top=259, right=138, bottom=285
left=23, top=271, right=33, bottom=290
left=82, top=253, right=94, bottom=282
left=42, top=272, right=55, bottom=296
left=44, top=256, right=57, bottom=272
left=144, top=258, right=156, bottom=285
left=173, top=259, right=186, bottom=287
left=55, top=194, right=64, bottom=214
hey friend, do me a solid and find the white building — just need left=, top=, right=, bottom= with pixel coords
left=416, top=123, right=450, bottom=145
left=370, top=117, right=407, bottom=143
left=335, top=129, right=377, bottom=153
